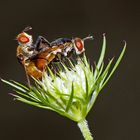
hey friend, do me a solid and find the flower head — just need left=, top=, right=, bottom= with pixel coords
left=2, top=35, right=126, bottom=122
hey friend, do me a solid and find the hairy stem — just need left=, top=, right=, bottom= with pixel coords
left=78, top=119, right=93, bottom=140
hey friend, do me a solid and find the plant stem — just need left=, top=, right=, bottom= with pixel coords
left=78, top=119, right=93, bottom=140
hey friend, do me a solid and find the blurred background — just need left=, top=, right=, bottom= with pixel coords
left=0, top=0, right=139, bottom=139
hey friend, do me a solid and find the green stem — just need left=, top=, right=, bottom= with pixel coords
left=78, top=119, right=93, bottom=140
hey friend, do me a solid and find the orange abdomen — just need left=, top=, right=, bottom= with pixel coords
left=25, top=61, right=43, bottom=79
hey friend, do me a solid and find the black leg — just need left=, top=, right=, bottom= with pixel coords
left=35, top=36, right=51, bottom=51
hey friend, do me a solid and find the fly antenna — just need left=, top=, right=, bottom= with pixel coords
left=23, top=26, right=32, bottom=32
left=83, top=35, right=93, bottom=41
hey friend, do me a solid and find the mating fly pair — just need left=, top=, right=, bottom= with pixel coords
left=16, top=27, right=93, bottom=85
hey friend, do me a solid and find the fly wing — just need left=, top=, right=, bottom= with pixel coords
left=31, top=47, right=56, bottom=70
left=50, top=38, right=71, bottom=46
left=32, top=45, right=64, bottom=64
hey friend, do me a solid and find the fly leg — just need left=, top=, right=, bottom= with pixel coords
left=34, top=36, right=51, bottom=52
left=25, top=70, right=31, bottom=87
left=24, top=64, right=31, bottom=87
left=22, top=60, right=31, bottom=87
left=17, top=54, right=31, bottom=87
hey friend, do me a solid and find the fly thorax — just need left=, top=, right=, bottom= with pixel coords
left=63, top=43, right=73, bottom=56
left=22, top=46, right=34, bottom=57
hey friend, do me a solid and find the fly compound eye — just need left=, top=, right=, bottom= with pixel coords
left=74, top=38, right=85, bottom=54
left=18, top=35, right=29, bottom=43
left=17, top=32, right=32, bottom=45
left=75, top=38, right=83, bottom=51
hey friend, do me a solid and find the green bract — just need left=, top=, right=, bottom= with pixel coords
left=2, top=35, right=126, bottom=140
